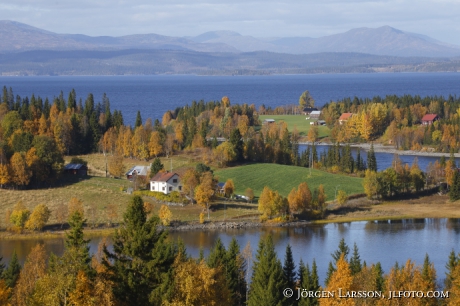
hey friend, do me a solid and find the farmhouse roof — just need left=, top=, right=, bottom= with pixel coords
left=339, top=113, right=353, bottom=120
left=302, top=107, right=318, bottom=112
left=151, top=172, right=177, bottom=182
left=421, top=114, right=438, bottom=121
left=64, top=163, right=86, bottom=170
left=310, top=110, right=321, bottom=115
left=126, top=165, right=149, bottom=176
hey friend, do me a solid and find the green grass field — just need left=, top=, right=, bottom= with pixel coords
left=259, top=115, right=330, bottom=137
left=215, top=163, right=364, bottom=201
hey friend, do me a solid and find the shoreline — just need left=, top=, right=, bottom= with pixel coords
left=299, top=142, right=460, bottom=157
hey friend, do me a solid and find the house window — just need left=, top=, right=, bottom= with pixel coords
left=169, top=187, right=172, bottom=191
left=179, top=186, right=182, bottom=191
left=173, top=179, right=177, bottom=183
left=162, top=187, right=165, bottom=191
left=152, top=186, right=155, bottom=191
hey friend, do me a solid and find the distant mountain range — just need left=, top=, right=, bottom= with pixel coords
left=1, top=20, right=460, bottom=75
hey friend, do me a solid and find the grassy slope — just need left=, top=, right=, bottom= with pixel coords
left=215, top=163, right=363, bottom=200
left=259, top=115, right=330, bottom=137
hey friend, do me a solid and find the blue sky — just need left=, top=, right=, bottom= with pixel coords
left=1, top=0, right=459, bottom=45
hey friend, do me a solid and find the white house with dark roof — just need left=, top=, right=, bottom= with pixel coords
left=150, top=172, right=182, bottom=194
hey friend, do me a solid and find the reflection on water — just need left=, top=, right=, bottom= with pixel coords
left=1, top=219, right=460, bottom=285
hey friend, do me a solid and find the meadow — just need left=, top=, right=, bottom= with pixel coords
left=259, top=114, right=331, bottom=138
left=215, top=163, right=364, bottom=201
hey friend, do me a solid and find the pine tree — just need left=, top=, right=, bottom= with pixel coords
left=4, top=251, right=21, bottom=288
left=283, top=244, right=296, bottom=290
left=349, top=243, right=362, bottom=275
left=248, top=235, right=287, bottom=306
left=103, top=195, right=177, bottom=305
left=367, top=143, right=377, bottom=172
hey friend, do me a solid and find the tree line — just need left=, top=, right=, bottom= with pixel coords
left=1, top=196, right=460, bottom=305
left=0, top=87, right=123, bottom=188
left=321, top=94, right=460, bottom=152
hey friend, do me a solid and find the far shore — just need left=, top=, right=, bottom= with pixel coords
left=299, top=142, right=460, bottom=157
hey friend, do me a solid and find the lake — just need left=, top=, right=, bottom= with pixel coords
left=1, top=219, right=460, bottom=286
left=1, top=73, right=460, bottom=126
left=299, top=144, right=459, bottom=172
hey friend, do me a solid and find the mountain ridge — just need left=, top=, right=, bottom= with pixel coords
left=1, top=21, right=460, bottom=57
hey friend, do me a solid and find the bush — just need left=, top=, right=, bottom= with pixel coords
left=133, top=190, right=186, bottom=204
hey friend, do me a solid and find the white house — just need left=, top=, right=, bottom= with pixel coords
left=150, top=172, right=182, bottom=194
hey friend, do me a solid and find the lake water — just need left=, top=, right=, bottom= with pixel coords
left=1, top=219, right=459, bottom=286
left=299, top=144, right=459, bottom=172
left=1, top=73, right=460, bottom=126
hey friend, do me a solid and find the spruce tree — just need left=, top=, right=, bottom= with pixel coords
left=349, top=243, right=362, bottom=275
left=450, top=170, right=460, bottom=201
left=226, top=238, right=247, bottom=306
left=4, top=251, right=21, bottom=288
left=298, top=262, right=310, bottom=306
left=248, top=235, right=287, bottom=306
left=65, top=211, right=91, bottom=261
left=150, top=158, right=164, bottom=177
left=332, top=238, right=349, bottom=263
left=298, top=260, right=319, bottom=306
left=324, top=261, right=335, bottom=287
left=207, top=238, right=227, bottom=268
left=104, top=195, right=177, bottom=305
left=445, top=250, right=458, bottom=290
left=297, top=259, right=307, bottom=289
left=310, top=260, right=319, bottom=293
left=230, top=128, right=244, bottom=162
left=65, top=210, right=93, bottom=276
left=135, top=110, right=142, bottom=127
left=283, top=244, right=296, bottom=290
left=367, top=143, right=377, bottom=172
left=422, top=253, right=436, bottom=290
left=373, top=262, right=385, bottom=292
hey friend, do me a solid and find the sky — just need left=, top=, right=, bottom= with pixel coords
left=1, top=0, right=459, bottom=45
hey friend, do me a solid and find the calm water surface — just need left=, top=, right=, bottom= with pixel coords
left=1, top=219, right=460, bottom=285
left=300, top=145, right=460, bottom=172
